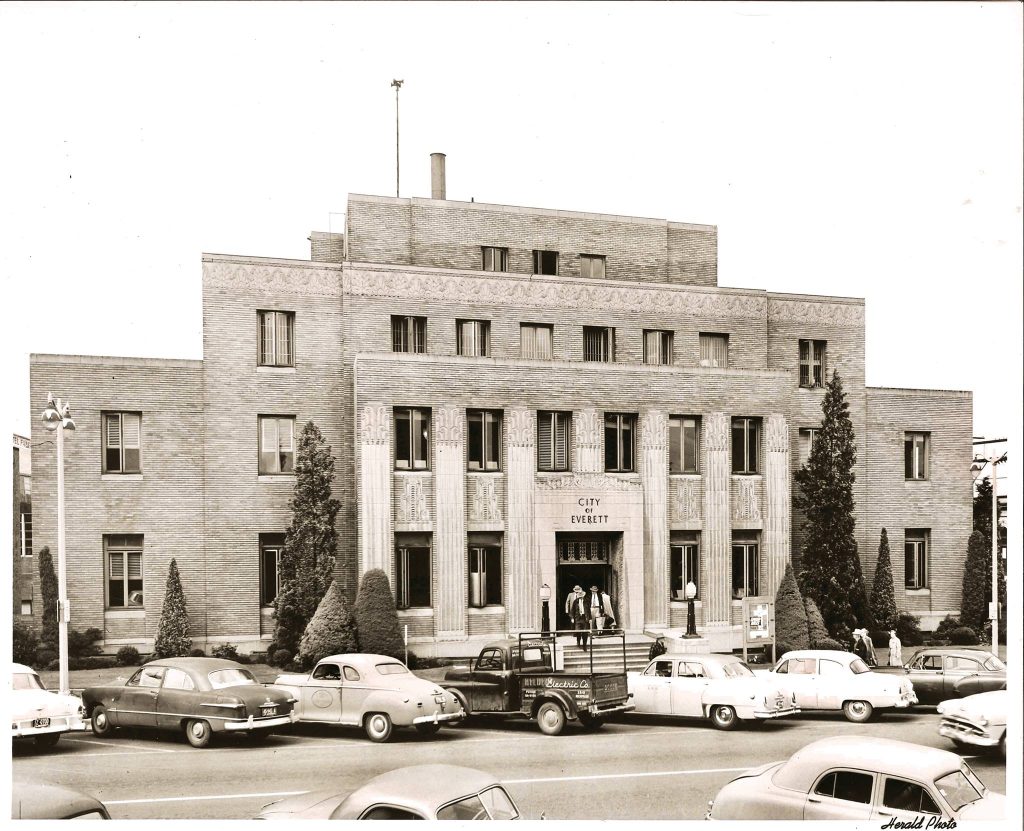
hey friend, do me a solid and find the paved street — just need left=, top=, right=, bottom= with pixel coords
left=12, top=707, right=1006, bottom=820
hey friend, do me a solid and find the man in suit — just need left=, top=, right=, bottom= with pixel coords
left=567, top=585, right=590, bottom=650
left=587, top=585, right=615, bottom=634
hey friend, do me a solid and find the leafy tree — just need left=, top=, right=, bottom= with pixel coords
left=298, top=580, right=357, bottom=669
left=794, top=370, right=871, bottom=643
left=37, top=546, right=58, bottom=648
left=274, top=422, right=341, bottom=653
left=13, top=622, right=38, bottom=665
left=870, top=529, right=898, bottom=631
left=153, top=559, right=192, bottom=658
left=960, top=530, right=989, bottom=633
left=803, top=596, right=831, bottom=648
left=971, top=477, right=1007, bottom=642
left=353, top=569, right=405, bottom=660
left=774, top=562, right=809, bottom=650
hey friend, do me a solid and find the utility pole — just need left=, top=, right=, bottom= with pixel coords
left=391, top=79, right=404, bottom=198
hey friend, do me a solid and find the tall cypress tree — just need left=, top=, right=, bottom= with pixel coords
left=37, top=546, right=58, bottom=648
left=274, top=421, right=341, bottom=653
left=153, top=559, right=192, bottom=658
left=794, top=370, right=870, bottom=643
left=870, top=529, right=898, bottom=631
left=960, top=530, right=989, bottom=633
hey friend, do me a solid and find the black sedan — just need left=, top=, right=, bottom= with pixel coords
left=83, top=657, right=297, bottom=747
left=880, top=648, right=1006, bottom=705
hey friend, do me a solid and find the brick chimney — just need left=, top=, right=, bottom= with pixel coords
left=430, top=153, right=446, bottom=200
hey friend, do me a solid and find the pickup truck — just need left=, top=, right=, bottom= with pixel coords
left=441, top=631, right=634, bottom=735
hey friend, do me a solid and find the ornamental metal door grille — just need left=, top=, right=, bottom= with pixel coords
left=558, top=540, right=609, bottom=563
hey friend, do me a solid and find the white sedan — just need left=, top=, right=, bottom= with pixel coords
left=627, top=654, right=798, bottom=730
left=937, top=690, right=1007, bottom=758
left=765, top=650, right=916, bottom=722
left=11, top=663, right=87, bottom=750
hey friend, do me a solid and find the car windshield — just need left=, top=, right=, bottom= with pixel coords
left=436, top=787, right=519, bottom=820
left=721, top=662, right=755, bottom=678
left=376, top=663, right=409, bottom=675
left=935, top=767, right=986, bottom=812
left=849, top=658, right=871, bottom=674
left=207, top=668, right=257, bottom=689
left=12, top=672, right=46, bottom=691
left=983, top=656, right=1005, bottom=671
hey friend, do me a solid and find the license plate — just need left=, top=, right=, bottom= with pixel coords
left=260, top=707, right=276, bottom=717
left=32, top=718, right=51, bottom=728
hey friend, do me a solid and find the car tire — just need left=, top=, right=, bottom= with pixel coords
left=577, top=712, right=605, bottom=731
left=364, top=712, right=394, bottom=743
left=536, top=702, right=567, bottom=736
left=709, top=705, right=738, bottom=731
left=185, top=719, right=213, bottom=748
left=91, top=705, right=114, bottom=738
left=842, top=700, right=873, bottom=723
left=415, top=722, right=442, bottom=736
left=33, top=732, right=61, bottom=749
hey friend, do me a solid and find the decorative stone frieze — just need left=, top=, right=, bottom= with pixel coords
left=535, top=472, right=643, bottom=492
left=506, top=408, right=535, bottom=448
left=204, top=260, right=341, bottom=298
left=469, top=477, right=501, bottom=522
left=733, top=477, right=762, bottom=523
left=671, top=478, right=702, bottom=523
left=434, top=406, right=465, bottom=445
left=396, top=477, right=430, bottom=524
left=359, top=404, right=390, bottom=445
left=768, top=298, right=864, bottom=327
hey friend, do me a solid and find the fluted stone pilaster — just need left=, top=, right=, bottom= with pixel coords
left=359, top=404, right=393, bottom=576
left=574, top=409, right=603, bottom=474
left=764, top=414, right=791, bottom=599
left=506, top=409, right=537, bottom=632
left=640, top=410, right=668, bottom=627
left=433, top=407, right=466, bottom=640
left=703, top=413, right=731, bottom=625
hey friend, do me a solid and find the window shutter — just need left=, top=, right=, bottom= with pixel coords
left=127, top=552, right=142, bottom=579
left=537, top=413, right=552, bottom=469
left=122, top=413, right=141, bottom=472
left=106, top=414, right=122, bottom=449
left=278, top=419, right=294, bottom=453
left=645, top=331, right=659, bottom=364
left=109, top=553, right=124, bottom=579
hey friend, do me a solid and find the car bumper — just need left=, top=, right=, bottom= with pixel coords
left=223, top=711, right=299, bottom=731
left=12, top=714, right=87, bottom=737
left=413, top=709, right=466, bottom=725
left=752, top=706, right=800, bottom=719
left=939, top=721, right=1001, bottom=747
left=586, top=702, right=634, bottom=718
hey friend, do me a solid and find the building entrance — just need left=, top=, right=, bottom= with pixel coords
left=555, top=533, right=618, bottom=630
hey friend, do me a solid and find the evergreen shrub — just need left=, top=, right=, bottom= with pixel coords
left=896, top=612, right=923, bottom=647
left=115, top=645, right=141, bottom=666
left=774, top=563, right=810, bottom=650
left=153, top=559, right=192, bottom=658
left=949, top=626, right=980, bottom=646
left=13, top=623, right=38, bottom=665
left=298, top=581, right=357, bottom=669
left=353, top=569, right=405, bottom=660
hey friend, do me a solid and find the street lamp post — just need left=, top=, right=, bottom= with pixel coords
left=684, top=581, right=698, bottom=638
left=540, top=583, right=552, bottom=634
left=41, top=393, right=76, bottom=695
left=971, top=444, right=1006, bottom=655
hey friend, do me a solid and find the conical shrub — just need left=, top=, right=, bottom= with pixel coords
left=775, top=562, right=810, bottom=650
left=353, top=569, right=405, bottom=660
left=298, top=581, right=357, bottom=669
left=153, top=559, right=192, bottom=658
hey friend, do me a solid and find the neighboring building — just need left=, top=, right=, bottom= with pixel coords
left=12, top=434, right=36, bottom=628
left=29, top=158, right=974, bottom=655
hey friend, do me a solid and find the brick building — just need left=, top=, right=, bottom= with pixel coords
left=29, top=160, right=973, bottom=655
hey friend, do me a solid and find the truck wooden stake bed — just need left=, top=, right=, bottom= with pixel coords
left=440, top=630, right=634, bottom=735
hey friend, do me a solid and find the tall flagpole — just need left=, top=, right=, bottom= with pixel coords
left=391, top=79, right=403, bottom=197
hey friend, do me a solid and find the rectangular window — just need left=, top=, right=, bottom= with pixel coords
left=731, top=417, right=761, bottom=474
left=106, top=534, right=144, bottom=609
left=396, top=534, right=431, bottom=609
left=258, top=416, right=295, bottom=474
left=21, top=599, right=32, bottom=616
left=583, top=326, right=615, bottom=362
left=604, top=413, right=636, bottom=472
left=644, top=330, right=674, bottom=366
left=258, top=310, right=295, bottom=367
left=520, top=323, right=553, bottom=360
left=799, top=339, right=826, bottom=388
left=799, top=427, right=818, bottom=465
left=391, top=316, right=426, bottom=353
left=457, top=320, right=491, bottom=357
left=481, top=246, right=508, bottom=272
left=260, top=534, right=284, bottom=606
left=467, top=410, right=502, bottom=471
left=533, top=250, right=559, bottom=275
left=20, top=510, right=32, bottom=557
left=468, top=533, right=503, bottom=607
left=699, top=333, right=729, bottom=368
left=904, top=432, right=930, bottom=480
left=905, top=530, right=929, bottom=589
left=670, top=534, right=700, bottom=599
left=394, top=407, right=431, bottom=470
left=731, top=537, right=759, bottom=598
left=579, top=254, right=606, bottom=279
left=102, top=412, right=142, bottom=473
left=669, top=416, right=700, bottom=474
left=537, top=411, right=571, bottom=472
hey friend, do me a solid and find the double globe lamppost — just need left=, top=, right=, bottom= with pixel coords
left=41, top=393, right=76, bottom=696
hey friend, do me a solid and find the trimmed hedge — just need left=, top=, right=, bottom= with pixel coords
left=353, top=569, right=405, bottom=660
left=949, top=626, right=980, bottom=646
left=299, top=581, right=357, bottom=669
left=115, top=646, right=140, bottom=666
left=774, top=563, right=810, bottom=651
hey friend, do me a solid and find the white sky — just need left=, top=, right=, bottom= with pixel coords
left=2, top=1, right=1021, bottom=450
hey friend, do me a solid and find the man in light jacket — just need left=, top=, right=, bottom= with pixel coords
left=587, top=585, right=615, bottom=634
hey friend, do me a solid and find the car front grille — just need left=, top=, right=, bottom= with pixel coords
left=941, top=716, right=987, bottom=738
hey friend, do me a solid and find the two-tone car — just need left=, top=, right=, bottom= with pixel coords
left=628, top=654, right=798, bottom=730
left=257, top=764, right=522, bottom=820
left=272, top=654, right=464, bottom=742
left=706, top=735, right=1005, bottom=820
left=892, top=647, right=1006, bottom=705
left=11, top=663, right=87, bottom=750
left=937, top=689, right=1008, bottom=758
left=765, top=650, right=916, bottom=722
left=83, top=657, right=297, bottom=747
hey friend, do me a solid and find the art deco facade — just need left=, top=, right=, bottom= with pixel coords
left=29, top=168, right=973, bottom=655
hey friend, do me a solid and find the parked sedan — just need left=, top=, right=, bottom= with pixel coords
left=83, top=657, right=297, bottom=747
left=11, top=780, right=110, bottom=819
left=257, top=764, right=522, bottom=819
left=938, top=689, right=1008, bottom=758
left=628, top=654, right=798, bottom=730
left=897, top=648, right=1006, bottom=704
left=766, top=650, right=916, bottom=722
left=706, top=735, right=1005, bottom=820
left=11, top=662, right=87, bottom=749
